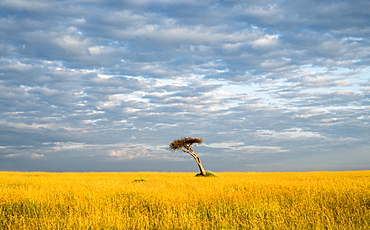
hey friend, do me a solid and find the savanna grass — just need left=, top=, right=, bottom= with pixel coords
left=0, top=171, right=369, bottom=229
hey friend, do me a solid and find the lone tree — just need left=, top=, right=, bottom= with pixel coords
left=169, top=137, right=207, bottom=176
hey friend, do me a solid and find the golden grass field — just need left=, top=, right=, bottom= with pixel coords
left=0, top=171, right=369, bottom=229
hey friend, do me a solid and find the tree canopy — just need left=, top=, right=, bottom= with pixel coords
left=169, top=137, right=203, bottom=151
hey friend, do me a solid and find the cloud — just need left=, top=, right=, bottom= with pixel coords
left=255, top=128, right=323, bottom=140
left=4, top=152, right=44, bottom=159
left=107, top=143, right=185, bottom=162
left=205, top=141, right=288, bottom=154
left=0, top=0, right=369, bottom=172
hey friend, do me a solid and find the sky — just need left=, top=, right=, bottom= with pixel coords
left=0, top=0, right=369, bottom=172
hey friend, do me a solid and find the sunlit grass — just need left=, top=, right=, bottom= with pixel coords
left=1, top=171, right=369, bottom=229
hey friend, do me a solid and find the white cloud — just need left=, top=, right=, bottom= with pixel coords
left=0, top=120, right=55, bottom=130
left=30, top=153, right=45, bottom=159
left=52, top=142, right=88, bottom=151
left=205, top=141, right=245, bottom=149
left=108, top=143, right=184, bottom=161
left=4, top=153, right=44, bottom=159
left=205, top=141, right=288, bottom=154
left=255, top=128, right=323, bottom=140
left=251, top=34, right=279, bottom=48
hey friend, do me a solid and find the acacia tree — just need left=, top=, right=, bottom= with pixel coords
left=169, top=137, right=207, bottom=176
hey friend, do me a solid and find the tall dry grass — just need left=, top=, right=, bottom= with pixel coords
left=0, top=171, right=369, bottom=229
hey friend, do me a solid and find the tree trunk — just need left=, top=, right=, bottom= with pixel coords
left=180, top=147, right=207, bottom=175
left=195, top=158, right=206, bottom=175
left=189, top=150, right=206, bottom=175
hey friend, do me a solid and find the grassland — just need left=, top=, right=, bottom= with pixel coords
left=0, top=171, right=369, bottom=229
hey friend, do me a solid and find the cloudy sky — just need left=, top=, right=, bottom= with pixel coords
left=1, top=0, right=369, bottom=172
